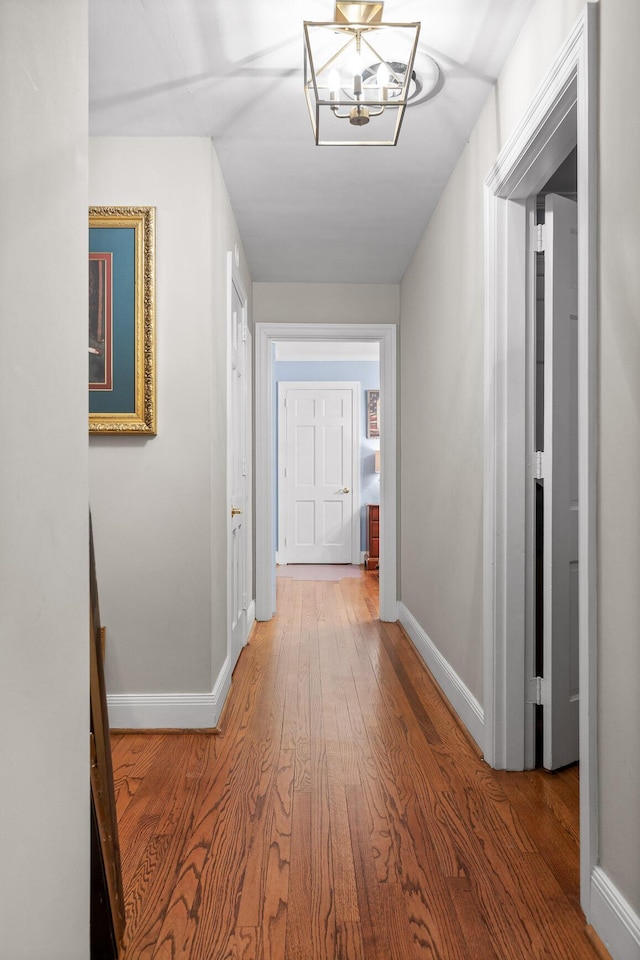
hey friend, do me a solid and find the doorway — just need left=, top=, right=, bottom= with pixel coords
left=255, top=323, right=397, bottom=622
left=483, top=6, right=597, bottom=914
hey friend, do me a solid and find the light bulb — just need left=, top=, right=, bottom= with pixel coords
left=377, top=62, right=390, bottom=102
left=350, top=43, right=363, bottom=81
left=328, top=69, right=340, bottom=98
left=376, top=62, right=390, bottom=88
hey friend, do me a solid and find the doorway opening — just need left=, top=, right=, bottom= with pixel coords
left=483, top=6, right=597, bottom=915
left=255, top=323, right=397, bottom=623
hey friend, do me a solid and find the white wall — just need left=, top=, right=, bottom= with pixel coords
left=0, top=2, right=90, bottom=956
left=400, top=0, right=584, bottom=705
left=254, top=282, right=399, bottom=326
left=89, top=138, right=252, bottom=724
left=400, top=0, right=640, bottom=941
left=598, top=0, right=640, bottom=921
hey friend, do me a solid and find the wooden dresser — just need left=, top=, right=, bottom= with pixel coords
left=365, top=503, right=379, bottom=570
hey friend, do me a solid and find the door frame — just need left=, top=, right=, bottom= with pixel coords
left=277, top=380, right=361, bottom=566
left=483, top=5, right=597, bottom=914
left=227, top=252, right=249, bottom=668
left=256, top=322, right=397, bottom=622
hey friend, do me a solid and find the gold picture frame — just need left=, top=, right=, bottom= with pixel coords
left=89, top=206, right=156, bottom=435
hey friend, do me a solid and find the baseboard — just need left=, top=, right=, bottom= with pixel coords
left=246, top=599, right=256, bottom=638
left=397, top=603, right=484, bottom=751
left=590, top=866, right=640, bottom=960
left=107, top=655, right=233, bottom=730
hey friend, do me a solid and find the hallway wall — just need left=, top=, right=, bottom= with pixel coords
left=0, top=2, right=90, bottom=956
left=400, top=0, right=584, bottom=708
left=598, top=0, right=640, bottom=924
left=400, top=0, right=640, bottom=942
left=89, top=137, right=252, bottom=725
left=254, top=282, right=399, bottom=326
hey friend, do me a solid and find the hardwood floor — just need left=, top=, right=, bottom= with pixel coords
left=112, top=572, right=604, bottom=960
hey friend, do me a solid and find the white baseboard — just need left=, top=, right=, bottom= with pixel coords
left=591, top=866, right=640, bottom=960
left=397, top=603, right=484, bottom=751
left=246, top=599, right=256, bottom=637
left=107, top=655, right=232, bottom=730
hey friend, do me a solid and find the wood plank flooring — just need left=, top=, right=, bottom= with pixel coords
left=112, top=572, right=603, bottom=960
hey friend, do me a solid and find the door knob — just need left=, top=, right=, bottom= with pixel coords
left=231, top=507, right=243, bottom=517
left=340, top=487, right=350, bottom=494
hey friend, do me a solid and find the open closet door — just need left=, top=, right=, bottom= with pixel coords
left=541, top=193, right=579, bottom=771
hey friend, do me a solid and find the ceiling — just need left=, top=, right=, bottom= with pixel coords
left=89, top=0, right=534, bottom=284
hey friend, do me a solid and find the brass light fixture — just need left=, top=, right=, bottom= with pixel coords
left=303, top=1, right=420, bottom=146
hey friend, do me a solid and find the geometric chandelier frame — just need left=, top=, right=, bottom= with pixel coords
left=304, top=1, right=420, bottom=145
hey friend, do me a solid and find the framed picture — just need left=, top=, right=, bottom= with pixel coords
left=366, top=389, right=380, bottom=439
left=89, top=206, right=156, bottom=434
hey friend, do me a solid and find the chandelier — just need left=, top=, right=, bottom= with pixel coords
left=303, top=1, right=421, bottom=146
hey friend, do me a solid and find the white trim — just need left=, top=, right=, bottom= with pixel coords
left=277, top=380, right=361, bottom=565
left=483, top=3, right=598, bottom=920
left=246, top=599, right=256, bottom=638
left=256, top=322, right=397, bottom=622
left=483, top=194, right=530, bottom=769
left=398, top=603, right=484, bottom=751
left=590, top=868, right=640, bottom=960
left=578, top=2, right=600, bottom=914
left=106, top=656, right=233, bottom=729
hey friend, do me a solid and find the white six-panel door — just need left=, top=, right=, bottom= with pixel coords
left=229, top=272, right=247, bottom=667
left=278, top=382, right=359, bottom=565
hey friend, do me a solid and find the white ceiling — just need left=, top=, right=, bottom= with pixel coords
left=89, top=0, right=534, bottom=284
